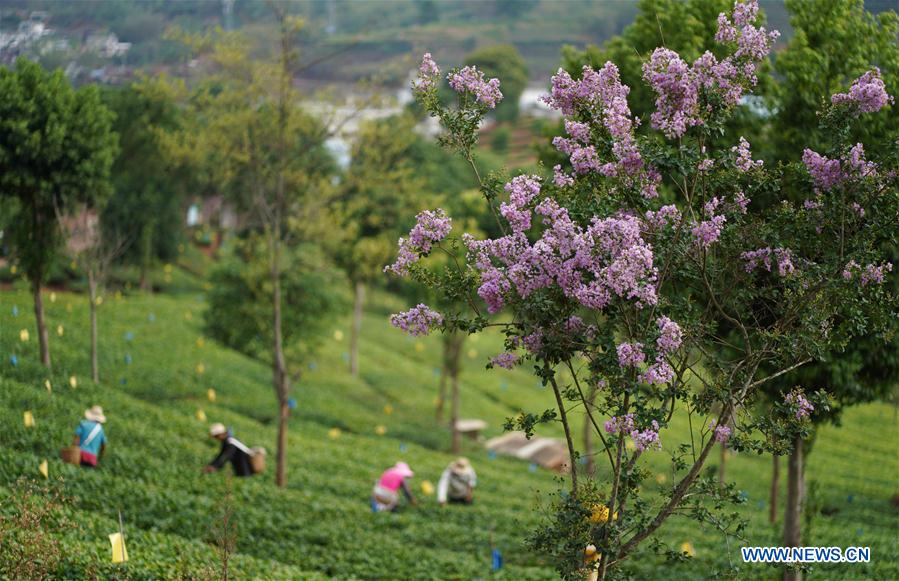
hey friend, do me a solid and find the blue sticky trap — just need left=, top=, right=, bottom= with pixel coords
left=738, top=490, right=749, bottom=501
left=756, top=500, right=765, bottom=510
left=9, top=354, right=18, bottom=367
left=578, top=456, right=588, bottom=465
left=124, top=331, right=134, bottom=342
left=341, top=352, right=350, bottom=363
left=433, top=367, right=441, bottom=377
left=11, top=306, right=19, bottom=316
left=120, top=377, right=127, bottom=385
left=148, top=313, right=156, bottom=322
left=500, top=380, right=508, bottom=390
left=528, top=463, right=538, bottom=472
left=399, top=443, right=408, bottom=452
left=855, top=528, right=863, bottom=536
left=488, top=450, right=497, bottom=460
left=308, top=361, right=318, bottom=371
left=491, top=548, right=503, bottom=571
left=124, top=353, right=132, bottom=365
left=847, top=495, right=854, bottom=503
left=287, top=397, right=298, bottom=410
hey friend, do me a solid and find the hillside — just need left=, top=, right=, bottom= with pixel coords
left=0, top=268, right=896, bottom=579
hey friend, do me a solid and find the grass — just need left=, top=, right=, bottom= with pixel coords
left=0, top=268, right=896, bottom=579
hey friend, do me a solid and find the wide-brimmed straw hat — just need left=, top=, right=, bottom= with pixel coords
left=209, top=423, right=227, bottom=437
left=394, top=461, right=414, bottom=478
left=84, top=405, right=106, bottom=424
left=450, top=457, right=471, bottom=473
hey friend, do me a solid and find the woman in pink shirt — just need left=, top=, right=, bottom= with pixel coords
left=371, top=461, right=417, bottom=512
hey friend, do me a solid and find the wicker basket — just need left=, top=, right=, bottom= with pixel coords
left=249, top=447, right=266, bottom=474
left=60, top=446, right=81, bottom=465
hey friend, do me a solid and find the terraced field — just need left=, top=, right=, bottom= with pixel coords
left=0, top=271, right=895, bottom=579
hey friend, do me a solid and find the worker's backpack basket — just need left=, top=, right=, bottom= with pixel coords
left=59, top=446, right=81, bottom=465
left=250, top=447, right=267, bottom=474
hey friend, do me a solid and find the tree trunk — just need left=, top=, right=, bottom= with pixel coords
left=276, top=398, right=289, bottom=488
left=718, top=443, right=727, bottom=486
left=89, top=270, right=99, bottom=383
left=32, top=281, right=51, bottom=368
left=583, top=384, right=598, bottom=478
left=436, top=335, right=452, bottom=422
left=349, top=280, right=364, bottom=376
left=271, top=233, right=290, bottom=488
left=769, top=455, right=780, bottom=524
left=783, top=434, right=804, bottom=581
left=450, top=368, right=461, bottom=454
left=138, top=221, right=153, bottom=292
left=447, top=332, right=464, bottom=454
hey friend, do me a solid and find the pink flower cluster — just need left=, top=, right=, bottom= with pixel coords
left=544, top=63, right=660, bottom=199
left=713, top=423, right=732, bottom=443
left=732, top=137, right=763, bottom=172
left=616, top=342, right=645, bottom=367
left=741, top=247, right=795, bottom=277
left=644, top=205, right=681, bottom=230
left=490, top=352, right=519, bottom=369
left=448, top=66, right=503, bottom=109
left=464, top=198, right=658, bottom=314
left=605, top=414, right=662, bottom=451
left=500, top=175, right=542, bottom=233
left=636, top=317, right=681, bottom=385
left=831, top=68, right=893, bottom=114
left=389, top=304, right=443, bottom=336
left=644, top=0, right=778, bottom=139
left=843, top=260, right=893, bottom=286
left=414, top=53, right=440, bottom=91
left=656, top=316, right=683, bottom=353
left=385, top=209, right=452, bottom=275
left=691, top=215, right=727, bottom=248
left=802, top=144, right=878, bottom=192
left=784, top=390, right=814, bottom=420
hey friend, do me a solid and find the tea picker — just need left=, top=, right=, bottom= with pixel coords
left=371, top=462, right=417, bottom=512
left=203, top=423, right=266, bottom=477
left=62, top=406, right=107, bottom=468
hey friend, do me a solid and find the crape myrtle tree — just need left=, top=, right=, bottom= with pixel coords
left=0, top=58, right=117, bottom=369
left=384, top=1, right=897, bottom=578
left=464, top=44, right=529, bottom=123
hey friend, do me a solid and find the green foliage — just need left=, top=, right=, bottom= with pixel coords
left=0, top=58, right=117, bottom=284
left=204, top=238, right=348, bottom=368
left=465, top=44, right=529, bottom=122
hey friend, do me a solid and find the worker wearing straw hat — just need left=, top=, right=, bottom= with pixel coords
left=437, top=457, right=477, bottom=506
left=203, top=423, right=253, bottom=477
left=371, top=461, right=417, bottom=512
left=73, top=405, right=107, bottom=468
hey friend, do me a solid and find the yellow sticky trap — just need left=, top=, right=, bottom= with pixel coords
left=69, top=375, right=78, bottom=389
left=115, top=291, right=123, bottom=301
left=39, top=459, right=49, bottom=478
left=467, top=349, right=478, bottom=359
left=109, top=532, right=129, bottom=563
left=164, top=274, right=172, bottom=283
left=50, top=292, right=57, bottom=303
left=184, top=311, right=193, bottom=321
left=590, top=504, right=610, bottom=524
left=625, top=439, right=636, bottom=452
left=19, top=329, right=29, bottom=342
left=196, top=363, right=205, bottom=375
left=656, top=473, right=667, bottom=484
left=66, top=303, right=73, bottom=313
left=421, top=480, right=434, bottom=495
left=414, top=342, right=425, bottom=353
left=196, top=338, right=205, bottom=348
left=69, top=261, right=76, bottom=270
left=333, top=330, right=344, bottom=341
left=95, top=296, right=103, bottom=306
left=383, top=404, right=394, bottom=415
left=328, top=427, right=342, bottom=439
left=207, top=388, right=216, bottom=402
left=57, top=325, right=64, bottom=337
left=10, top=265, right=17, bottom=274
left=196, top=409, right=207, bottom=422
left=24, top=411, right=35, bottom=427
left=44, top=379, right=52, bottom=393
left=375, top=425, right=387, bottom=436
left=680, top=541, right=695, bottom=557
left=164, top=263, right=173, bottom=274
